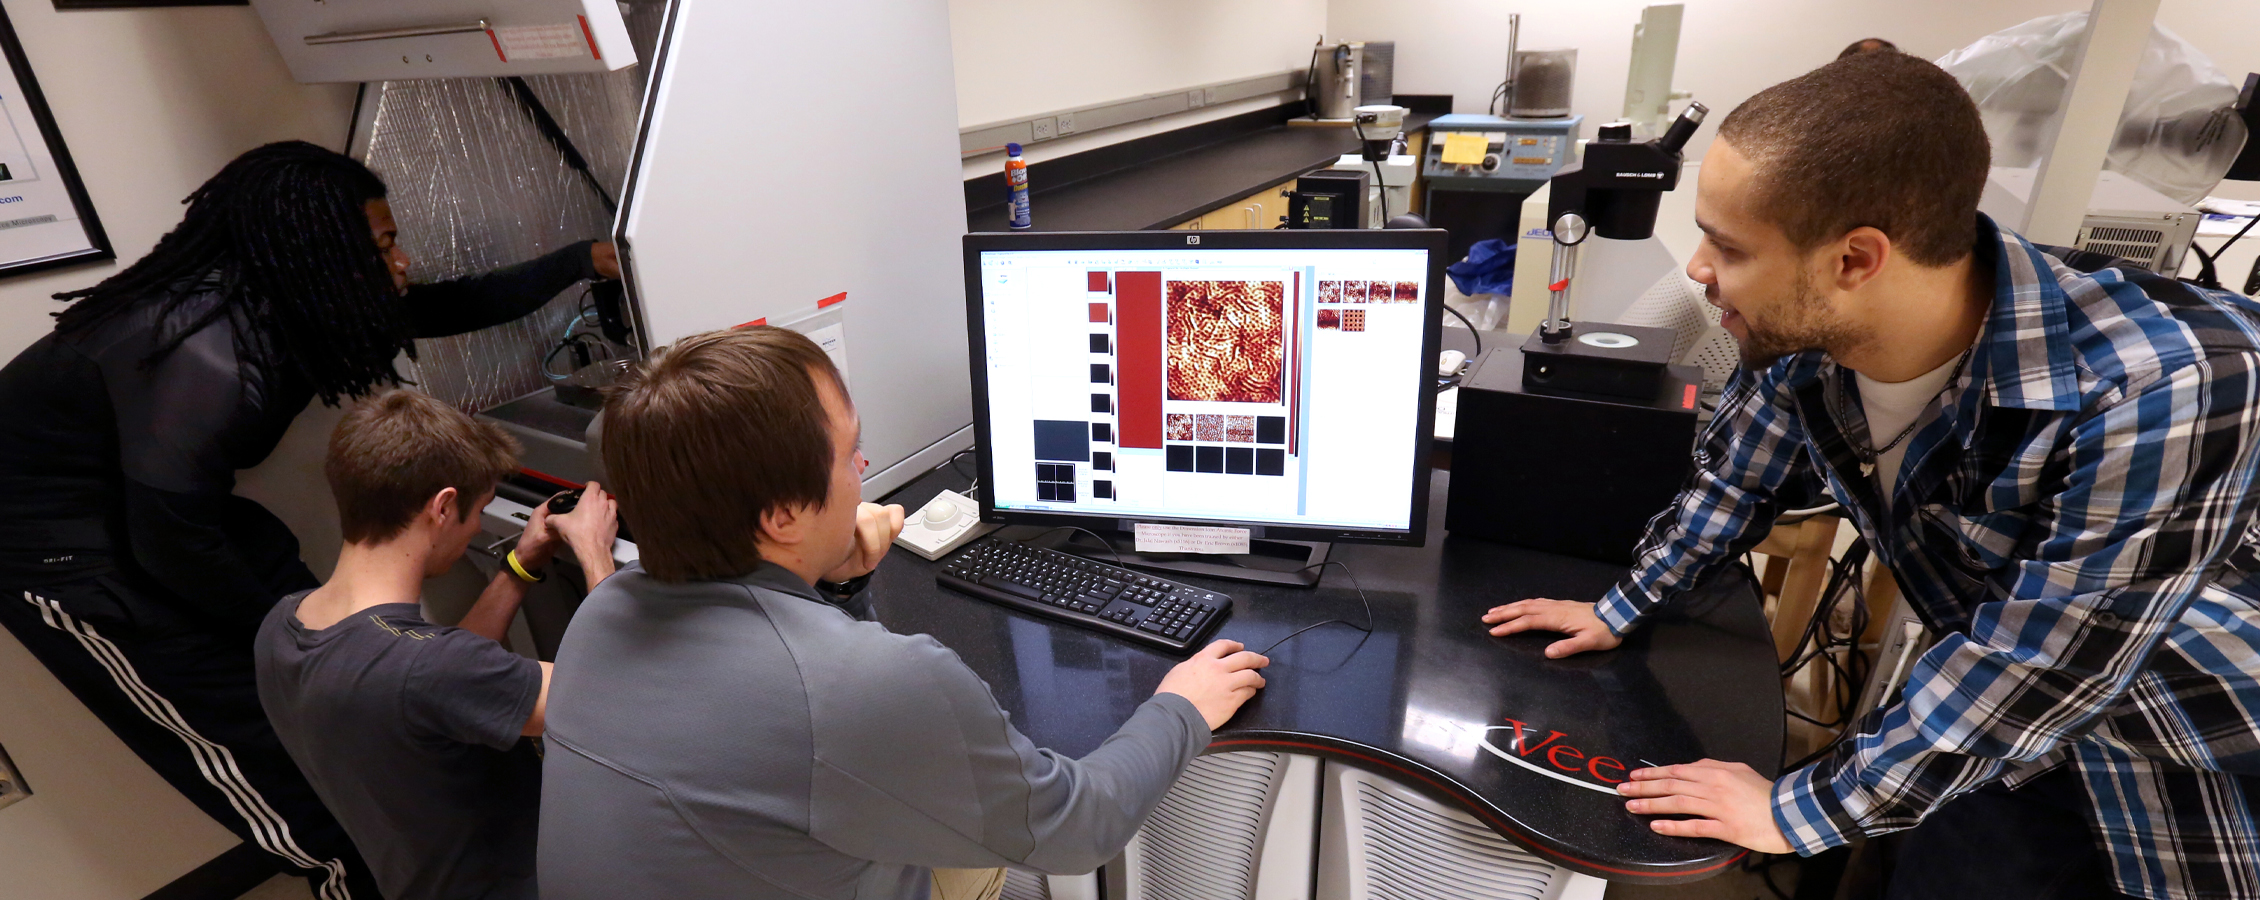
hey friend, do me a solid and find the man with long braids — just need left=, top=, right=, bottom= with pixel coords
left=0, top=141, right=619, bottom=899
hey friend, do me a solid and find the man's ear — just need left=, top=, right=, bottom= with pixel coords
left=1831, top=226, right=1892, bottom=293
left=759, top=502, right=808, bottom=551
left=424, top=486, right=460, bottom=530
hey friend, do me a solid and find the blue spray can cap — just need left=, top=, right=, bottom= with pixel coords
left=1006, top=142, right=1024, bottom=156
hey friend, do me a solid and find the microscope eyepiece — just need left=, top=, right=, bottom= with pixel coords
left=1658, top=100, right=1708, bottom=154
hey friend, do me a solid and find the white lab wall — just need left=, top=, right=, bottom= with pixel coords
left=0, top=2, right=357, bottom=898
left=951, top=0, right=1327, bottom=178
left=1327, top=0, right=2260, bottom=168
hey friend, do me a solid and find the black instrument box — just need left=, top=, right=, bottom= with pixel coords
left=1519, top=322, right=1679, bottom=400
left=1446, top=346, right=1701, bottom=566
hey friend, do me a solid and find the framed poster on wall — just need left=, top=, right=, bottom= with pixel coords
left=0, top=8, right=109, bottom=276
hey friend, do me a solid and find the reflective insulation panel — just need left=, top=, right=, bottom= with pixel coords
left=356, top=1, right=667, bottom=413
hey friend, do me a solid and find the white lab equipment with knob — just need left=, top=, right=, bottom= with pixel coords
left=615, top=0, right=975, bottom=500
left=248, top=0, right=638, bottom=83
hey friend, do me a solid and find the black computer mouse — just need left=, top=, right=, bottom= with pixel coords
left=548, top=488, right=583, bottom=516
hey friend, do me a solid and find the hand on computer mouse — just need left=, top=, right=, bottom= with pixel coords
left=1481, top=598, right=1622, bottom=657
left=1155, top=639, right=1271, bottom=730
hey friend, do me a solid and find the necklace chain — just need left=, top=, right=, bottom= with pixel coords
left=1832, top=348, right=1972, bottom=465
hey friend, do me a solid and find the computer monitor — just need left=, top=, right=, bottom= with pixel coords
left=962, top=229, right=1447, bottom=584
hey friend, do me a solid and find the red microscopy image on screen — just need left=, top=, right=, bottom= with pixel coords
left=1318, top=280, right=1343, bottom=303
left=1195, top=414, right=1225, bottom=441
left=1345, top=281, right=1370, bottom=304
left=1166, top=413, right=1195, bottom=441
left=1317, top=309, right=1341, bottom=330
left=1226, top=415, right=1256, bottom=443
left=1342, top=309, right=1366, bottom=332
left=1394, top=281, right=1418, bottom=303
left=1167, top=280, right=1284, bottom=404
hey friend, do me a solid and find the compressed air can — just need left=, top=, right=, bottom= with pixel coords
left=1005, top=142, right=1032, bottom=230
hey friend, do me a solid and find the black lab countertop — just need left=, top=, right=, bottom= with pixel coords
left=872, top=462, right=1783, bottom=883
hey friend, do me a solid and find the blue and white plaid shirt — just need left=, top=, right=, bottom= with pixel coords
left=1599, top=217, right=2260, bottom=899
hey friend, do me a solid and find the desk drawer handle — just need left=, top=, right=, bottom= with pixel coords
left=305, top=19, right=491, bottom=45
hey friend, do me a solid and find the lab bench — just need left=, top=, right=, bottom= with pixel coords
left=965, top=102, right=1443, bottom=234
left=871, top=460, right=1783, bottom=893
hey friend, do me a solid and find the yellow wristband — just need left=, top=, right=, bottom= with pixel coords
left=505, top=549, right=545, bottom=584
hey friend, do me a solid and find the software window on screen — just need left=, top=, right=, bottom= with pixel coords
left=978, top=248, right=1428, bottom=532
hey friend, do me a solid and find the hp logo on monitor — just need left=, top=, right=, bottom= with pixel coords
left=1186, top=236, right=1200, bottom=245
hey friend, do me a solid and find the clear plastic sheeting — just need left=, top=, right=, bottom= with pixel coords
left=1938, top=12, right=2249, bottom=207
left=359, top=0, right=668, bottom=413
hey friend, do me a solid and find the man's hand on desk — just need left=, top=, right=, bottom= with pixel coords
left=1156, top=639, right=1271, bottom=730
left=1480, top=598, right=1622, bottom=657
left=823, top=502, right=906, bottom=583
left=1616, top=760, right=1793, bottom=853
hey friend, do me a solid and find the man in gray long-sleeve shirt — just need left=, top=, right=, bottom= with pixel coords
left=539, top=326, right=1272, bottom=900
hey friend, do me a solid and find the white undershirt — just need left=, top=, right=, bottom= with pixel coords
left=1855, top=352, right=1963, bottom=514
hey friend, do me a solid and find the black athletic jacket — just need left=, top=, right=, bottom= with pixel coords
left=0, top=242, right=597, bottom=629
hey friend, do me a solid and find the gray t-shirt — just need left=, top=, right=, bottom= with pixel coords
left=255, top=592, right=544, bottom=900
left=538, top=562, right=1210, bottom=900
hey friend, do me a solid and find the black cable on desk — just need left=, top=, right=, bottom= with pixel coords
left=924, top=446, right=980, bottom=499
left=1761, top=534, right=1877, bottom=773
left=1021, top=524, right=1128, bottom=568
left=1257, top=559, right=1377, bottom=656
left=2187, top=214, right=2260, bottom=291
left=1351, top=119, right=1392, bottom=225
left=1441, top=303, right=1483, bottom=357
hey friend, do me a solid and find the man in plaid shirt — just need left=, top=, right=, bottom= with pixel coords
left=1482, top=51, right=2260, bottom=899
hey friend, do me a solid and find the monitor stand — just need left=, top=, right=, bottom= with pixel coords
left=1017, top=527, right=1330, bottom=588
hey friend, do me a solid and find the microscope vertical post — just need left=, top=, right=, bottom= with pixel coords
left=1540, top=212, right=1589, bottom=344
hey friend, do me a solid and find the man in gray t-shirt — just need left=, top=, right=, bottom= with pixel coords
left=540, top=327, right=1271, bottom=900
left=255, top=390, right=619, bottom=900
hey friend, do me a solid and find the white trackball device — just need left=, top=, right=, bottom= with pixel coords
left=893, top=489, right=997, bottom=560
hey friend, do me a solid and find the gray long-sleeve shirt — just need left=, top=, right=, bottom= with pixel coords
left=537, top=561, right=1211, bottom=900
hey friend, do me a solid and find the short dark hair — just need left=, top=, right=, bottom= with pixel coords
left=1837, top=37, right=1897, bottom=59
left=601, top=327, right=845, bottom=583
left=328, top=390, right=518, bottom=544
left=1717, top=50, right=1990, bottom=267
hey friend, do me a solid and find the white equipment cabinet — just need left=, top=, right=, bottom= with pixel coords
left=615, top=0, right=974, bottom=498
left=1318, top=764, right=1606, bottom=900
left=1122, top=752, right=1321, bottom=900
left=249, top=0, right=637, bottom=83
left=1110, top=753, right=1606, bottom=900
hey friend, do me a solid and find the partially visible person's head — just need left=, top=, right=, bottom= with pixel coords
left=327, top=390, right=519, bottom=575
left=55, top=141, right=410, bottom=405
left=601, top=327, right=862, bottom=584
left=1837, top=37, right=1898, bottom=59
left=1690, top=50, right=1990, bottom=366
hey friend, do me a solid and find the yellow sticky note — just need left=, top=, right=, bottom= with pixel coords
left=1440, top=132, right=1489, bottom=165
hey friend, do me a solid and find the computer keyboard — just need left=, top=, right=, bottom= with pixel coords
left=936, top=537, right=1232, bottom=653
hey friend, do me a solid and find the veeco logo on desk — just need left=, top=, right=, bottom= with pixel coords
left=1403, top=708, right=1640, bottom=796
left=1477, top=719, right=1630, bottom=795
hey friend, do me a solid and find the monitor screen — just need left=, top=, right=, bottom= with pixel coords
left=963, top=229, right=1444, bottom=544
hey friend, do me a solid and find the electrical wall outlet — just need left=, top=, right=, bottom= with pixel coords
left=1186, top=90, right=1206, bottom=109
left=1030, top=116, right=1057, bottom=141
left=1055, top=111, right=1076, bottom=135
left=1203, top=86, right=1220, bottom=105
left=0, top=743, right=29, bottom=812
